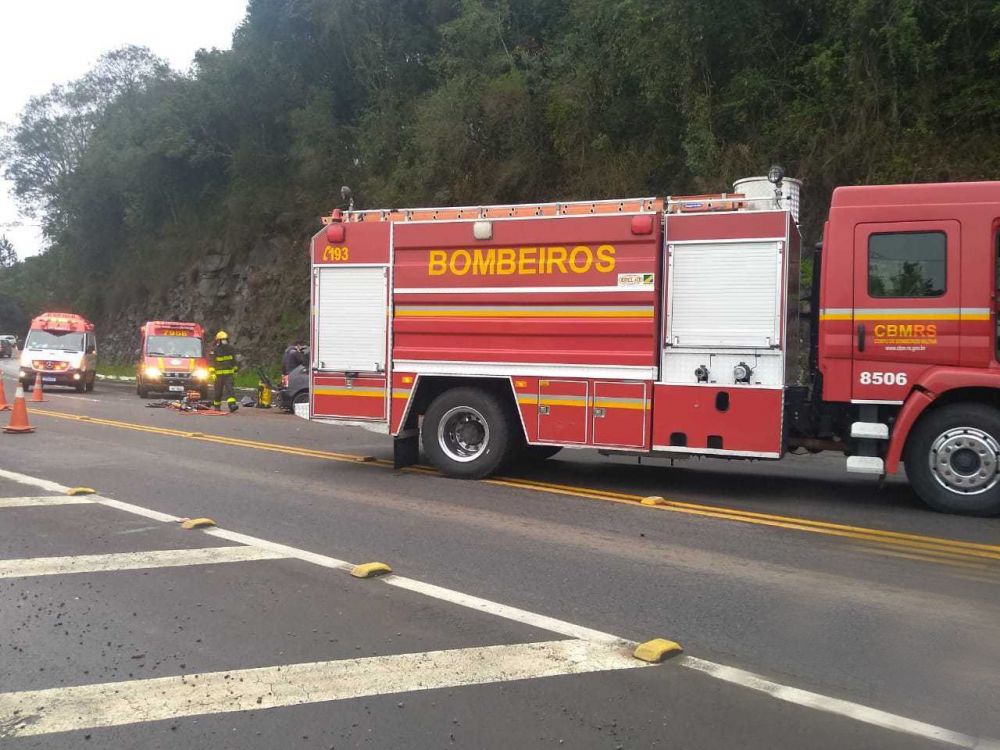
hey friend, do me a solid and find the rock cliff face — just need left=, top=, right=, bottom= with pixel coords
left=98, top=228, right=313, bottom=367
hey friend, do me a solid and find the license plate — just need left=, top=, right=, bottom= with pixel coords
left=168, top=385, right=185, bottom=392
left=42, top=377, right=57, bottom=383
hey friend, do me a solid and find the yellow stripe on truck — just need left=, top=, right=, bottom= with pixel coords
left=313, top=387, right=385, bottom=398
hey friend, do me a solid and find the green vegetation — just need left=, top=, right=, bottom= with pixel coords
left=96, top=364, right=137, bottom=380
left=1, top=0, right=998, bottom=335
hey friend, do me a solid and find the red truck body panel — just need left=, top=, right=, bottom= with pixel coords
left=308, top=180, right=1000, bottom=489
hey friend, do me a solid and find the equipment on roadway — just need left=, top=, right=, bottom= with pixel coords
left=19, top=312, right=96, bottom=393
left=3, top=384, right=34, bottom=433
left=0, top=373, right=10, bottom=411
left=136, top=321, right=211, bottom=400
left=255, top=368, right=275, bottom=409
left=306, top=172, right=1000, bottom=516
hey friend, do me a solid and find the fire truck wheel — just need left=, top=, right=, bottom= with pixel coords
left=137, top=380, right=150, bottom=399
left=423, top=387, right=514, bottom=479
left=905, top=403, right=1000, bottom=517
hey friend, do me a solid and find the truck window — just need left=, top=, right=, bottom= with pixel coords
left=868, top=231, right=946, bottom=297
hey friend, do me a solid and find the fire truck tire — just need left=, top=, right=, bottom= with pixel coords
left=423, top=387, right=514, bottom=479
left=904, top=404, right=1000, bottom=516
left=137, top=381, right=150, bottom=399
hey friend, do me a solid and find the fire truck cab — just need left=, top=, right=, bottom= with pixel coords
left=136, top=321, right=210, bottom=399
left=20, top=312, right=97, bottom=393
left=307, top=176, right=1000, bottom=516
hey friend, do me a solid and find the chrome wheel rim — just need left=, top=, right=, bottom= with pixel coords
left=929, top=427, right=1000, bottom=495
left=437, top=406, right=490, bottom=463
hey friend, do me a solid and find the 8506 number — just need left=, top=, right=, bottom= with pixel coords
left=859, top=371, right=908, bottom=386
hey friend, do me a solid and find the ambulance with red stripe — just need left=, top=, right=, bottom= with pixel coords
left=308, top=172, right=1000, bottom=516
left=20, top=312, right=97, bottom=393
left=136, top=321, right=210, bottom=399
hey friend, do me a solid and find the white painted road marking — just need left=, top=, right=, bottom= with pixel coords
left=0, top=546, right=289, bottom=579
left=681, top=657, right=1000, bottom=750
left=0, top=495, right=93, bottom=508
left=0, top=639, right=644, bottom=738
left=0, top=466, right=997, bottom=748
left=384, top=574, right=622, bottom=644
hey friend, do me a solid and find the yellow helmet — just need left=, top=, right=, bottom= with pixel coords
left=215, top=330, right=229, bottom=341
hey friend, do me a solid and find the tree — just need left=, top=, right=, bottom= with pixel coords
left=0, top=235, right=15, bottom=268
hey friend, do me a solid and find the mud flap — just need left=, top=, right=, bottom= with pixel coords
left=393, top=429, right=419, bottom=469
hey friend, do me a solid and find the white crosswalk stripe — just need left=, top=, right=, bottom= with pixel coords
left=0, top=545, right=289, bottom=578
left=0, top=639, right=645, bottom=737
left=0, top=495, right=93, bottom=508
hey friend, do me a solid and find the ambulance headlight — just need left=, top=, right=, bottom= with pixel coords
left=193, top=368, right=209, bottom=381
left=144, top=366, right=162, bottom=379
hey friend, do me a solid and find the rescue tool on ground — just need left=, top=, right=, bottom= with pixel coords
left=305, top=170, right=1000, bottom=517
left=135, top=321, right=211, bottom=400
left=19, top=312, right=97, bottom=393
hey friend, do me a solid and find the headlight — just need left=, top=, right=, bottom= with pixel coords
left=144, top=366, right=162, bottom=379
left=193, top=368, right=209, bottom=381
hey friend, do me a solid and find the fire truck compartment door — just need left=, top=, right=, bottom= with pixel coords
left=666, top=240, right=783, bottom=348
left=315, top=266, right=388, bottom=373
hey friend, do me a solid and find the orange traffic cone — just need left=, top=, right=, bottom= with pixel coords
left=0, top=375, right=10, bottom=411
left=3, top=385, right=34, bottom=434
left=31, top=372, right=46, bottom=403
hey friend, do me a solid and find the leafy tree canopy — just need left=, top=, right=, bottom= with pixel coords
left=0, top=0, right=998, bottom=324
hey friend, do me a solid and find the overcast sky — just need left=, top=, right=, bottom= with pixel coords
left=0, top=0, right=249, bottom=260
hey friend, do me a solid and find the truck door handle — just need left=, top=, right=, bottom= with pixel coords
left=857, top=324, right=866, bottom=352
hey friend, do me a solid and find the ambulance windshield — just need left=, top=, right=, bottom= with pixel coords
left=146, top=335, right=202, bottom=358
left=25, top=330, right=85, bottom=351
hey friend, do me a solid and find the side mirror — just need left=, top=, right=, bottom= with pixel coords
left=86, top=345, right=96, bottom=354
left=134, top=348, right=141, bottom=357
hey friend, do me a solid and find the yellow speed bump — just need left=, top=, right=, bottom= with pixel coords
left=351, top=561, right=393, bottom=578
left=180, top=517, right=217, bottom=530
left=65, top=487, right=96, bottom=496
left=641, top=496, right=665, bottom=506
left=633, top=638, right=683, bottom=663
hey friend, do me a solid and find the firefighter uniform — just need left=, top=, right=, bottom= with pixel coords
left=210, top=331, right=239, bottom=412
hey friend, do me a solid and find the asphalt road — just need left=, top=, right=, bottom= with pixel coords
left=1, top=360, right=998, bottom=749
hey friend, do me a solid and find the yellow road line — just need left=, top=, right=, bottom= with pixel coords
left=29, top=408, right=1000, bottom=570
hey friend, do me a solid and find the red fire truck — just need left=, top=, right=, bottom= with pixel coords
left=135, top=321, right=211, bottom=399
left=307, top=173, right=1000, bottom=517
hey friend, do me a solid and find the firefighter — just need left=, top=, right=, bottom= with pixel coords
left=210, top=330, right=239, bottom=412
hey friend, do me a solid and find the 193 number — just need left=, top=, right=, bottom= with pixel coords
left=322, top=245, right=350, bottom=262
left=859, top=371, right=908, bottom=386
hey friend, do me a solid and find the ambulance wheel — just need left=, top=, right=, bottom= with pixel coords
left=75, top=377, right=86, bottom=393
left=524, top=445, right=562, bottom=461
left=904, top=403, right=1000, bottom=516
left=423, top=387, right=513, bottom=479
left=85, top=374, right=94, bottom=392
